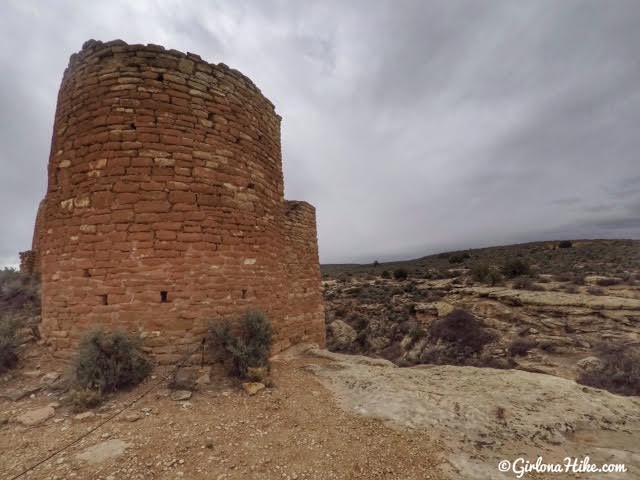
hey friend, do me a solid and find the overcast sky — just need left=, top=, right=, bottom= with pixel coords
left=1, top=0, right=639, bottom=266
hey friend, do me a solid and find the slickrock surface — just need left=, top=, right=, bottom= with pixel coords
left=307, top=350, right=640, bottom=480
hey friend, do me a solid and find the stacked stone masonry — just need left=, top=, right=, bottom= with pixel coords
left=28, top=39, right=325, bottom=362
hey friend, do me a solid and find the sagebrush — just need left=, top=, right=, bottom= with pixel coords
left=209, top=310, right=273, bottom=378
left=0, top=315, right=20, bottom=373
left=421, top=310, right=496, bottom=365
left=502, top=258, right=531, bottom=278
left=577, top=343, right=640, bottom=396
left=71, top=329, right=151, bottom=393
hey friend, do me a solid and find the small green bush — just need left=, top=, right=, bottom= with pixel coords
left=68, top=388, right=103, bottom=412
left=0, top=315, right=20, bottom=373
left=408, top=327, right=426, bottom=342
left=502, top=258, right=531, bottom=278
left=558, top=240, right=573, bottom=248
left=471, top=263, right=490, bottom=282
left=0, top=268, right=41, bottom=318
left=380, top=270, right=390, bottom=279
left=508, top=338, right=537, bottom=357
left=577, top=343, right=640, bottom=396
left=564, top=284, right=579, bottom=294
left=471, top=263, right=503, bottom=286
left=448, top=253, right=470, bottom=264
left=512, top=276, right=533, bottom=290
left=209, top=310, right=273, bottom=378
left=72, top=329, right=151, bottom=393
left=428, top=310, right=495, bottom=355
left=596, top=277, right=621, bottom=287
left=393, top=268, right=408, bottom=280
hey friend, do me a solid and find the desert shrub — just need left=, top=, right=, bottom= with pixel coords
left=554, top=272, right=574, bottom=282
left=485, top=270, right=504, bottom=286
left=0, top=268, right=40, bottom=318
left=348, top=313, right=369, bottom=331
left=428, top=310, right=496, bottom=357
left=209, top=310, right=273, bottom=378
left=470, top=263, right=489, bottom=281
left=596, top=277, right=621, bottom=287
left=564, top=285, right=579, bottom=294
left=393, top=268, right=408, bottom=280
left=68, top=388, right=103, bottom=412
left=448, top=253, right=469, bottom=264
left=408, top=326, right=426, bottom=342
left=72, top=329, right=151, bottom=393
left=502, top=258, right=531, bottom=278
left=577, top=343, right=640, bottom=396
left=572, top=274, right=586, bottom=285
left=471, top=263, right=502, bottom=285
left=0, top=315, right=20, bottom=373
left=558, top=240, right=573, bottom=248
left=538, top=341, right=557, bottom=353
left=337, top=274, right=350, bottom=283
left=380, top=270, right=391, bottom=279
left=587, top=286, right=605, bottom=296
left=512, top=276, right=533, bottom=290
left=508, top=338, right=537, bottom=357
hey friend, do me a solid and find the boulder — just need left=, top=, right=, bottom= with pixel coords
left=15, top=406, right=55, bottom=426
left=576, top=356, right=603, bottom=372
left=74, top=411, right=96, bottom=421
left=2, top=385, right=41, bottom=402
left=242, top=382, right=265, bottom=396
left=328, top=320, right=357, bottom=350
left=170, top=390, right=192, bottom=401
left=76, top=439, right=128, bottom=465
left=170, top=368, right=197, bottom=391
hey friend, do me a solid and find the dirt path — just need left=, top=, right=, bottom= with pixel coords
left=0, top=346, right=448, bottom=480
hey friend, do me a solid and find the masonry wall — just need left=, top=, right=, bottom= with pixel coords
left=281, top=201, right=326, bottom=350
left=35, top=39, right=324, bottom=362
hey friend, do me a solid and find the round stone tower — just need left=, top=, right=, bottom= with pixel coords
left=34, top=40, right=325, bottom=361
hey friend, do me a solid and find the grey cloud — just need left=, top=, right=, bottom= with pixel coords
left=1, top=0, right=639, bottom=266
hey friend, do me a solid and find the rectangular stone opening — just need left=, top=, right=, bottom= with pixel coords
left=160, top=291, right=169, bottom=303
left=99, top=294, right=108, bottom=305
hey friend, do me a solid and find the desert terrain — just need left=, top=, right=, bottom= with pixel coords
left=1, top=239, right=640, bottom=479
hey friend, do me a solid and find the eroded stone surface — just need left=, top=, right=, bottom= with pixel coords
left=76, top=439, right=129, bottom=465
left=241, top=382, right=265, bottom=395
left=308, top=351, right=640, bottom=480
left=15, top=406, right=55, bottom=426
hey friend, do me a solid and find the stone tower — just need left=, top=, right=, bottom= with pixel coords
left=24, top=40, right=325, bottom=362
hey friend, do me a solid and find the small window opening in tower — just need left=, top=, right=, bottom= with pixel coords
left=161, top=291, right=169, bottom=303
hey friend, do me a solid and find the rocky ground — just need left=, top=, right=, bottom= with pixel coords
left=307, top=349, right=640, bottom=480
left=2, top=239, right=640, bottom=479
left=0, top=344, right=448, bottom=480
left=323, top=271, right=640, bottom=382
